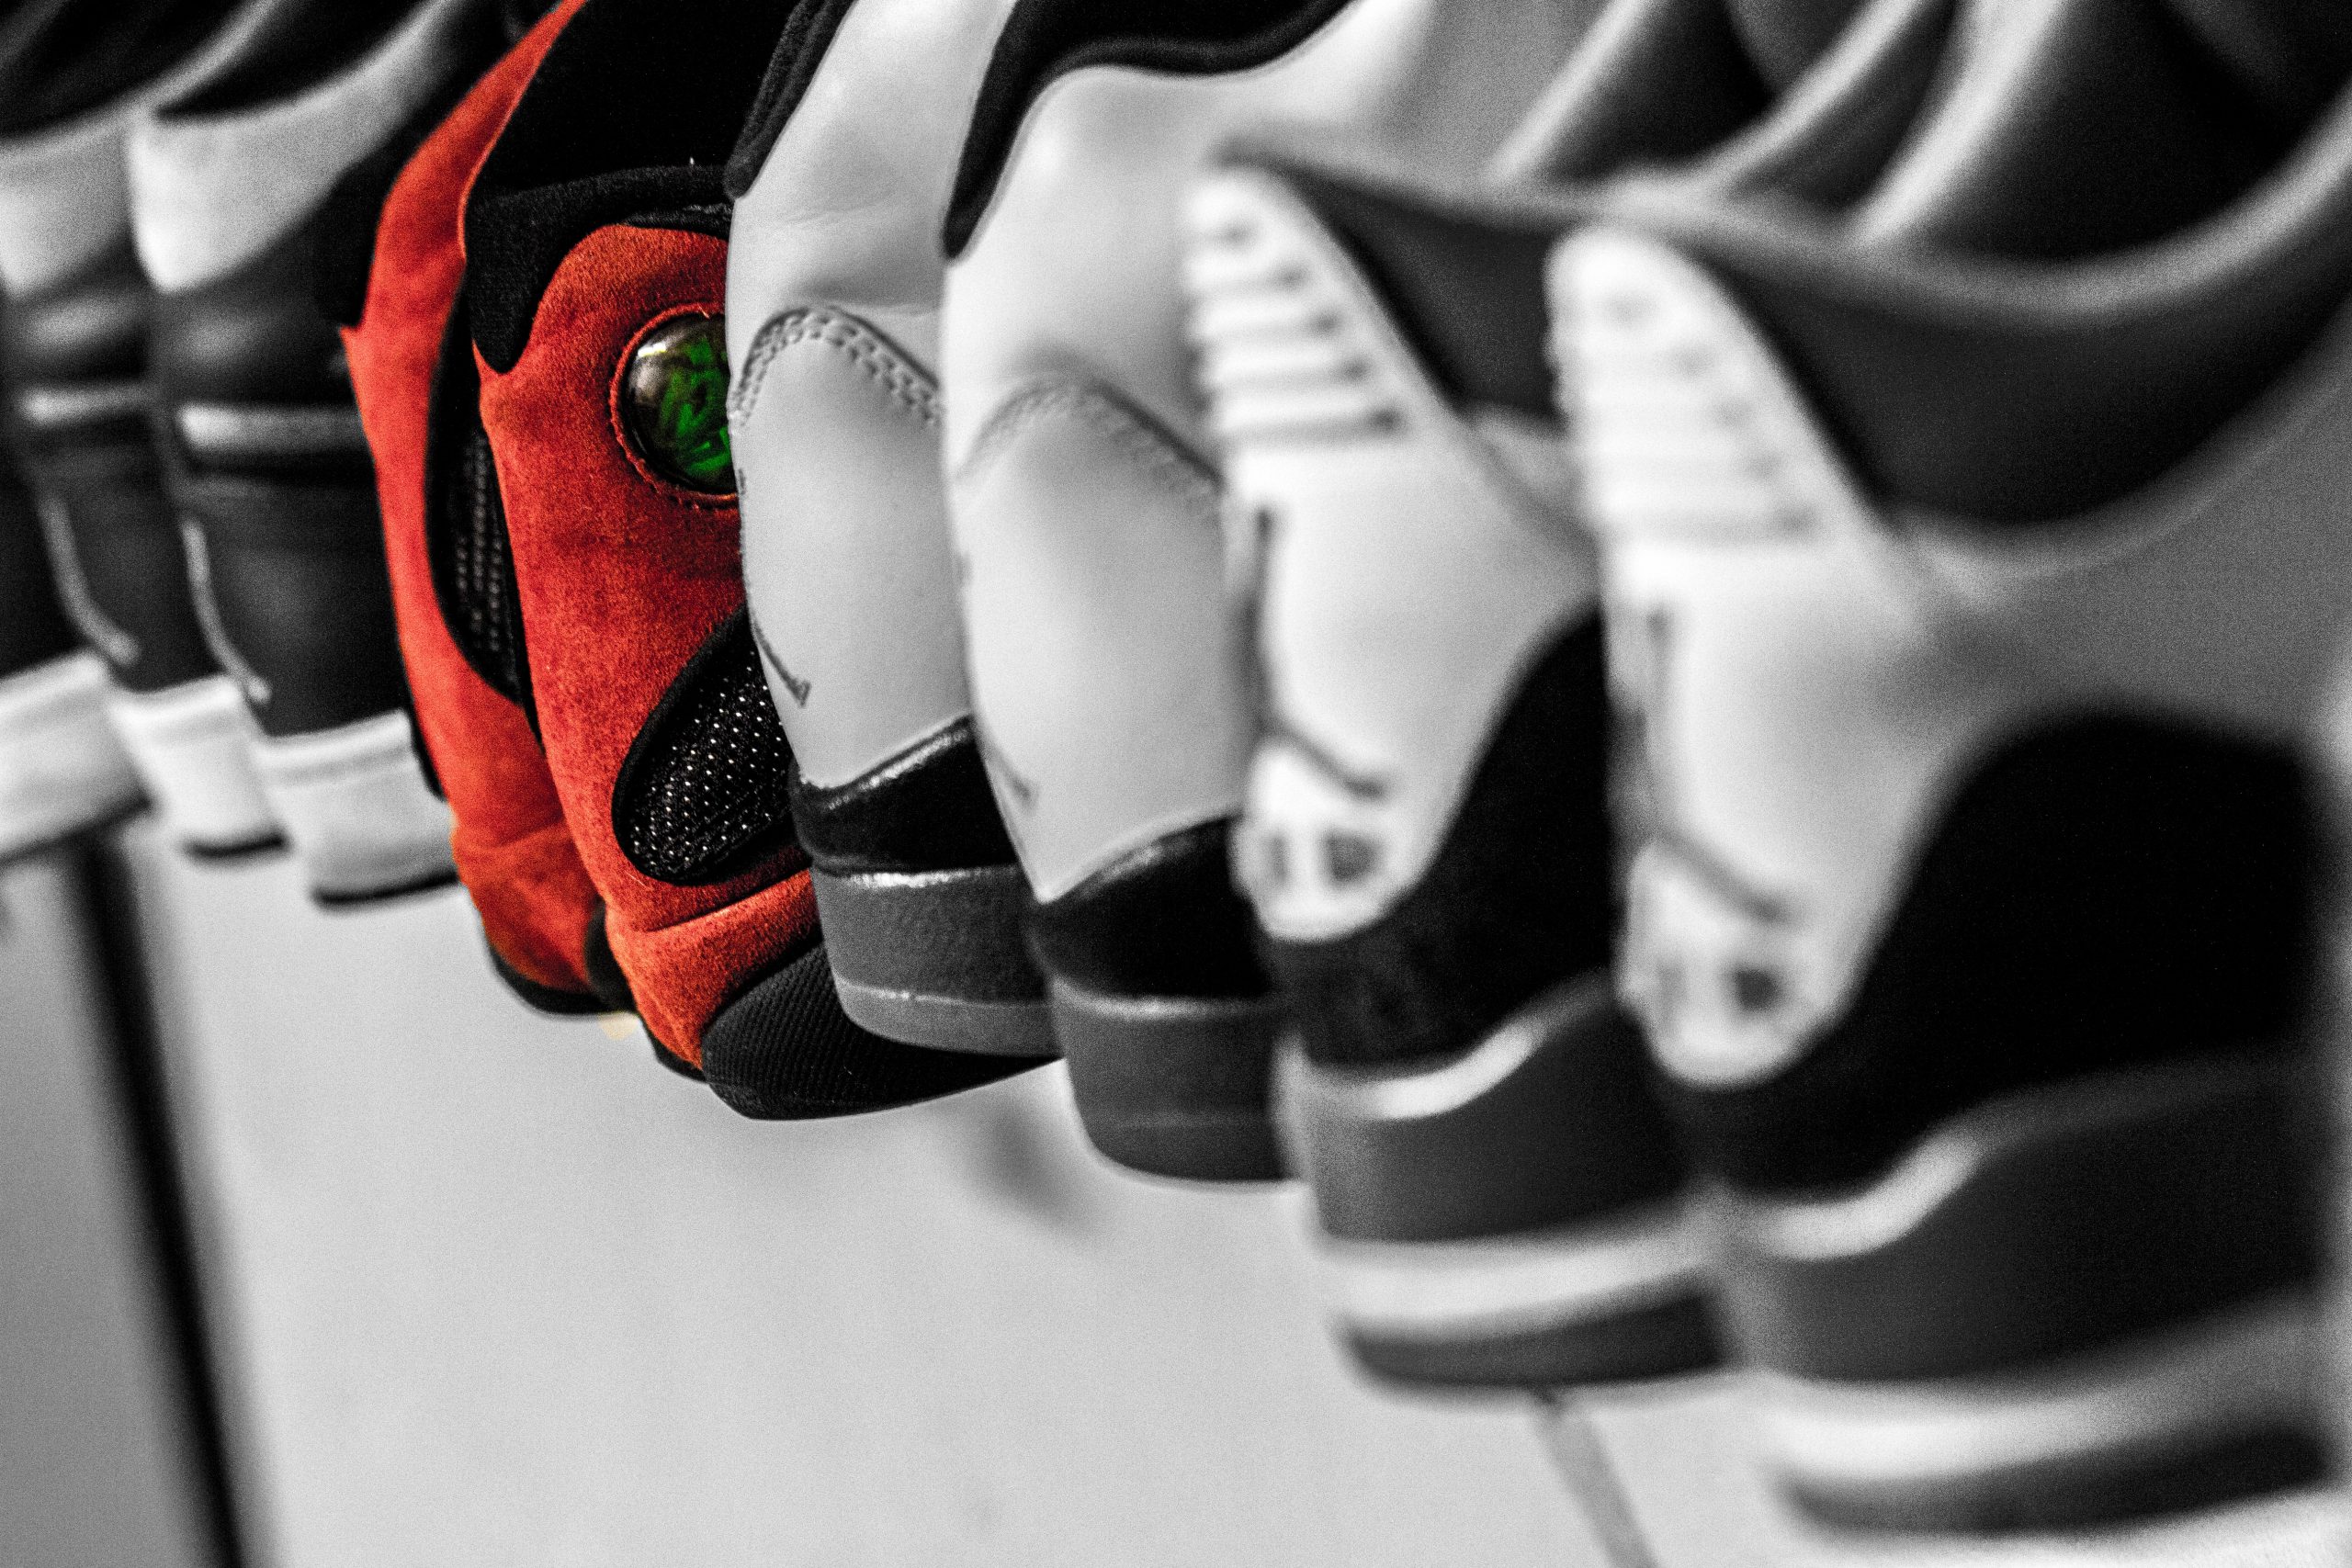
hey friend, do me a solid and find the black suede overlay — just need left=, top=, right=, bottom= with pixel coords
left=464, top=0, right=804, bottom=371
left=723, top=0, right=856, bottom=199
left=701, top=941, right=1036, bottom=1118
left=786, top=717, right=1019, bottom=875
left=1674, top=716, right=2316, bottom=1194
left=1028, top=818, right=1270, bottom=999
left=943, top=0, right=1352, bottom=259
left=610, top=608, right=800, bottom=887
left=1269, top=619, right=1615, bottom=1069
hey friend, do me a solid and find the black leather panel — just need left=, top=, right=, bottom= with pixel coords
left=700, top=938, right=1037, bottom=1119
left=175, top=473, right=407, bottom=735
left=786, top=716, right=1018, bottom=874
left=1, top=241, right=149, bottom=387
left=1520, top=0, right=1770, bottom=186
left=1853, top=0, right=2300, bottom=261
left=463, top=0, right=804, bottom=370
left=1671, top=716, right=2315, bottom=1195
left=19, top=437, right=220, bottom=693
left=0, top=463, right=79, bottom=677
left=1027, top=818, right=1269, bottom=1000
left=0, top=0, right=244, bottom=137
left=1267, top=618, right=1615, bottom=1069
left=1272, top=159, right=1565, bottom=417
left=944, top=0, right=1352, bottom=258
left=149, top=214, right=361, bottom=446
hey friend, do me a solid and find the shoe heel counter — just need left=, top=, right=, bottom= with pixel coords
left=730, top=307, right=972, bottom=789
left=1189, top=168, right=1598, bottom=954
left=1551, top=225, right=2027, bottom=1093
left=950, top=375, right=1252, bottom=902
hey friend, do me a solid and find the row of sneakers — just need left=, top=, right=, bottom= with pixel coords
left=2, top=0, right=2346, bottom=1541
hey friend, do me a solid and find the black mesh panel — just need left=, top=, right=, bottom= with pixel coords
left=612, top=609, right=797, bottom=885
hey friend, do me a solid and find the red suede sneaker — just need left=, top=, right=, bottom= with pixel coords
left=338, top=0, right=616, bottom=1010
left=462, top=0, right=1033, bottom=1112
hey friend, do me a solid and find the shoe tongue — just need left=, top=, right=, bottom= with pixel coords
left=1724, top=0, right=1870, bottom=88
left=1851, top=0, right=2352, bottom=258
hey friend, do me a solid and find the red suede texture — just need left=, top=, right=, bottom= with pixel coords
left=344, top=0, right=598, bottom=998
left=477, top=224, right=817, bottom=1061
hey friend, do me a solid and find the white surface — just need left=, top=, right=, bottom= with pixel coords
left=124, top=828, right=1596, bottom=1567
left=0, top=850, right=210, bottom=1568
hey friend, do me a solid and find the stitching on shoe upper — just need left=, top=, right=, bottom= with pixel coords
left=955, top=375, right=1216, bottom=512
left=728, top=306, right=940, bottom=429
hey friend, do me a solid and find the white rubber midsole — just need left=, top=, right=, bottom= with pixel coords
left=105, top=672, right=277, bottom=852
left=1292, top=1187, right=1711, bottom=1342
left=250, top=710, right=453, bottom=899
left=0, top=651, right=142, bottom=859
left=1757, top=1292, right=2324, bottom=1495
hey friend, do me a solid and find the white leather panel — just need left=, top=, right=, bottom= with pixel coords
left=953, top=378, right=1252, bottom=900
left=731, top=310, right=970, bottom=786
left=106, top=673, right=277, bottom=852
left=1555, top=226, right=2352, bottom=1091
left=128, top=0, right=482, bottom=293
left=251, top=710, right=454, bottom=899
left=0, top=0, right=286, bottom=294
left=725, top=0, right=1023, bottom=786
left=942, top=0, right=1583, bottom=896
left=0, top=651, right=142, bottom=859
left=1188, top=171, right=1599, bottom=944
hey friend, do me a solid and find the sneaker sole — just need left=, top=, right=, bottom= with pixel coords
left=1302, top=1189, right=1719, bottom=1390
left=1760, top=1292, right=2327, bottom=1532
left=0, top=652, right=145, bottom=863
left=1722, top=1054, right=2325, bottom=1530
left=1281, top=977, right=1718, bottom=1387
left=1050, top=977, right=1284, bottom=1181
left=811, top=864, right=1055, bottom=1055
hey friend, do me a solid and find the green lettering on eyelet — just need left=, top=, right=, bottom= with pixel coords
left=622, top=314, right=734, bottom=491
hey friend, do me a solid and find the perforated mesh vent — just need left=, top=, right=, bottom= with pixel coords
left=444, top=423, right=532, bottom=700
left=426, top=300, right=534, bottom=715
left=614, top=610, right=797, bottom=884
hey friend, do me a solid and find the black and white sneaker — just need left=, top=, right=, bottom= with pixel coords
left=724, top=0, right=1056, bottom=1064
left=939, top=0, right=1588, bottom=1180
left=129, top=0, right=490, bottom=904
left=0, top=0, right=285, bottom=858
left=1179, top=0, right=1956, bottom=1387
left=1555, top=0, right=2352, bottom=1529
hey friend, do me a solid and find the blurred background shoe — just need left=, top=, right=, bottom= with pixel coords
left=335, top=0, right=616, bottom=1009
left=1182, top=0, right=1957, bottom=1388
left=465, top=0, right=1031, bottom=1113
left=0, top=0, right=285, bottom=859
left=724, top=0, right=1055, bottom=1070
left=1555, top=0, right=2352, bottom=1529
left=0, top=449, right=141, bottom=863
left=938, top=0, right=1587, bottom=1183
left=130, top=0, right=491, bottom=907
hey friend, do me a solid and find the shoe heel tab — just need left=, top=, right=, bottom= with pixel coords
left=1550, top=222, right=1865, bottom=544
